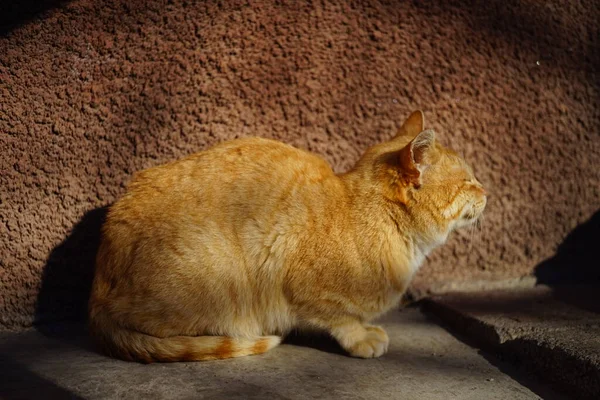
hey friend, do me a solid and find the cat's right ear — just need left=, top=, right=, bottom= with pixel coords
left=378, top=128, right=435, bottom=203
left=398, top=129, right=436, bottom=187
left=395, top=110, right=424, bottom=139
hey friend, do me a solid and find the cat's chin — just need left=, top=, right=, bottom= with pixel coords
left=453, top=215, right=481, bottom=230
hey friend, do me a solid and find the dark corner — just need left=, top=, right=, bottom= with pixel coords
left=535, top=209, right=600, bottom=285
left=535, top=209, right=600, bottom=313
left=0, top=0, right=71, bottom=37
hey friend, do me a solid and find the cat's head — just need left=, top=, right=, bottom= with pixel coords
left=356, top=111, right=487, bottom=244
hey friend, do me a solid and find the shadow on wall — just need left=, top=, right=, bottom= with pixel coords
left=0, top=0, right=71, bottom=36
left=410, top=0, right=599, bottom=74
left=535, top=209, right=600, bottom=285
left=34, top=206, right=109, bottom=332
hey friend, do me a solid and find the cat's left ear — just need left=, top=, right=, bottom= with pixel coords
left=398, top=129, right=436, bottom=187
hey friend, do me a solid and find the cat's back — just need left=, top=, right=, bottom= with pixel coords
left=109, top=137, right=338, bottom=225
left=129, top=137, right=333, bottom=193
left=201, top=137, right=332, bottom=180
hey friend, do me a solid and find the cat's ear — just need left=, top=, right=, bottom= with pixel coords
left=398, top=129, right=436, bottom=186
left=395, top=110, right=425, bottom=138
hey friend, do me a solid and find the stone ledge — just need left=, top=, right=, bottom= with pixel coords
left=421, top=285, right=600, bottom=399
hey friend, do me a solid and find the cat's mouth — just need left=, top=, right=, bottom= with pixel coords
left=461, top=198, right=486, bottom=224
left=462, top=212, right=477, bottom=221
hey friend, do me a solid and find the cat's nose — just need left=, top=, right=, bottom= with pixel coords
left=472, top=179, right=486, bottom=195
left=473, top=184, right=486, bottom=196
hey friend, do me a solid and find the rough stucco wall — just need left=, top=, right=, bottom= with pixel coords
left=1, top=0, right=599, bottom=330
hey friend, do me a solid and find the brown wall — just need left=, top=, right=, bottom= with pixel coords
left=1, top=0, right=599, bottom=330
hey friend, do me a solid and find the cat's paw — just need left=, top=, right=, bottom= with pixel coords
left=348, top=325, right=389, bottom=358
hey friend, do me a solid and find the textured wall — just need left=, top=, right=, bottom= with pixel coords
left=1, top=0, right=599, bottom=330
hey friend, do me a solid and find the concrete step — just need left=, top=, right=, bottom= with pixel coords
left=422, top=285, right=600, bottom=399
left=0, top=308, right=560, bottom=399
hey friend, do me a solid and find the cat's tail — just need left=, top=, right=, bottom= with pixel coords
left=89, top=312, right=280, bottom=363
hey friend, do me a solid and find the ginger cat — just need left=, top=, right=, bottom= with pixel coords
left=89, top=111, right=486, bottom=363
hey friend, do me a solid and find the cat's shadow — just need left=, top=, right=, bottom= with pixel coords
left=34, top=205, right=109, bottom=345
left=283, top=330, right=347, bottom=356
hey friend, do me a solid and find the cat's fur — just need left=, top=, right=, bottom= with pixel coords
left=89, top=111, right=486, bottom=363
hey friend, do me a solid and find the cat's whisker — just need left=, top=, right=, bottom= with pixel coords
left=467, top=222, right=475, bottom=251
left=475, top=214, right=484, bottom=242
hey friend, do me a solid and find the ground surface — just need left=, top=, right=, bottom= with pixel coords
left=0, top=308, right=561, bottom=400
left=1, top=0, right=599, bottom=330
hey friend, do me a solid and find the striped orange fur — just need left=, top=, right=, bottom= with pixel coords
left=89, top=111, right=486, bottom=362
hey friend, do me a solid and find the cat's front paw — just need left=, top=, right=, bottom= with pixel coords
left=348, top=325, right=389, bottom=358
